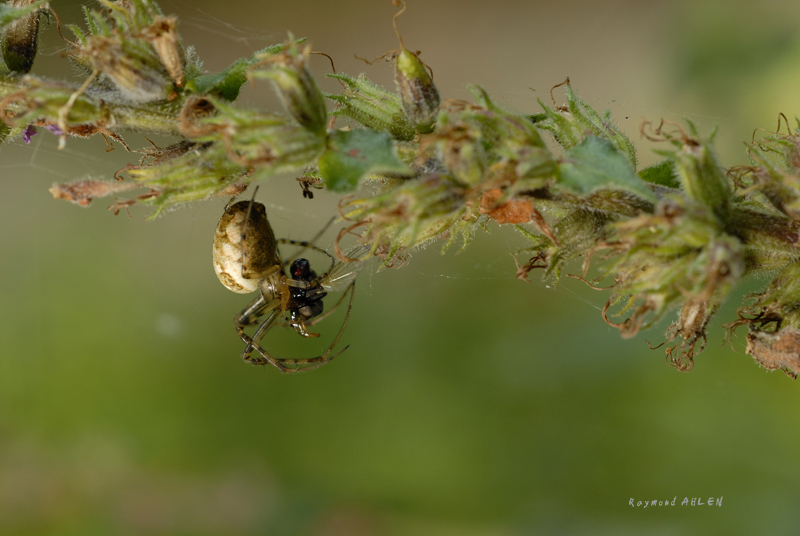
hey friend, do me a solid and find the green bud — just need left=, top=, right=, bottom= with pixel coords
left=515, top=147, right=557, bottom=184
left=423, top=113, right=486, bottom=185
left=326, top=72, right=414, bottom=141
left=340, top=174, right=467, bottom=256
left=395, top=48, right=440, bottom=133
left=250, top=40, right=327, bottom=136
left=189, top=98, right=326, bottom=178
left=674, top=143, right=731, bottom=222
left=2, top=0, right=43, bottom=74
left=468, top=86, right=546, bottom=152
left=653, top=121, right=732, bottom=223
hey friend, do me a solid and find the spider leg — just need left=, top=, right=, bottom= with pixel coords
left=246, top=281, right=356, bottom=374
left=234, top=294, right=284, bottom=367
left=238, top=309, right=283, bottom=368
left=235, top=294, right=271, bottom=327
left=276, top=216, right=335, bottom=263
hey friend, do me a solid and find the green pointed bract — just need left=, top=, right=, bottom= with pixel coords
left=395, top=48, right=440, bottom=133
left=534, top=82, right=637, bottom=168
left=639, top=160, right=681, bottom=189
left=515, top=147, right=557, bottom=186
left=64, top=0, right=201, bottom=101
left=516, top=208, right=611, bottom=280
left=727, top=207, right=800, bottom=273
left=0, top=75, right=183, bottom=136
left=318, top=129, right=411, bottom=192
left=665, top=234, right=743, bottom=364
left=326, top=72, right=415, bottom=141
left=558, top=136, right=657, bottom=204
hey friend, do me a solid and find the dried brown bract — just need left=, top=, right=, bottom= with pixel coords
left=139, top=16, right=184, bottom=87
left=479, top=188, right=533, bottom=225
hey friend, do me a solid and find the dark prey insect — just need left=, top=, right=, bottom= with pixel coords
left=213, top=197, right=357, bottom=373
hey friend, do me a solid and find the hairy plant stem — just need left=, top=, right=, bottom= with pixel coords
left=3, top=0, right=800, bottom=379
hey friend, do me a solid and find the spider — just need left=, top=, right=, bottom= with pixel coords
left=213, top=197, right=358, bottom=373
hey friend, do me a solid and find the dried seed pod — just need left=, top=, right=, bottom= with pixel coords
left=2, top=0, right=42, bottom=74
left=746, top=327, right=800, bottom=379
left=213, top=201, right=279, bottom=294
left=141, top=16, right=185, bottom=87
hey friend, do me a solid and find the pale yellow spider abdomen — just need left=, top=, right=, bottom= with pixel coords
left=212, top=201, right=279, bottom=294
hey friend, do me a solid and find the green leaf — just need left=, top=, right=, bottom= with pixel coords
left=318, top=130, right=411, bottom=192
left=185, top=40, right=308, bottom=101
left=558, top=135, right=657, bottom=202
left=185, top=58, right=249, bottom=101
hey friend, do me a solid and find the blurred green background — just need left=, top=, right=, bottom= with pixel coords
left=2, top=0, right=800, bottom=534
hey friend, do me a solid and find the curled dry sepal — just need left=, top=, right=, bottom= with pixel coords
left=3, top=0, right=800, bottom=378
